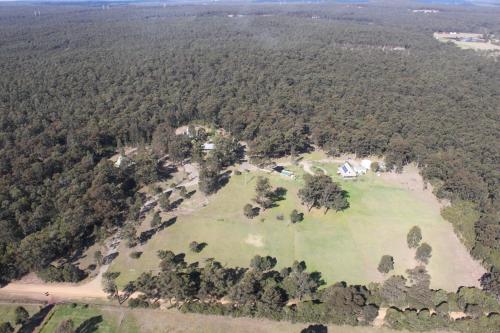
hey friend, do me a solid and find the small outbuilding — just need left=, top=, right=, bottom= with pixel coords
left=361, top=159, right=372, bottom=170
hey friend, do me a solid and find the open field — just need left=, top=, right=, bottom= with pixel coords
left=0, top=302, right=453, bottom=333
left=110, top=158, right=483, bottom=291
left=39, top=304, right=139, bottom=333
left=434, top=32, right=500, bottom=53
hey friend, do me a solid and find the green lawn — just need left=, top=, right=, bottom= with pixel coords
left=111, top=161, right=480, bottom=291
left=39, top=304, right=139, bottom=333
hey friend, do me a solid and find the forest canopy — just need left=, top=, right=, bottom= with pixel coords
left=0, top=3, right=498, bottom=282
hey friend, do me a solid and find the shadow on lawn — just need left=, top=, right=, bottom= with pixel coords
left=75, top=315, right=103, bottom=333
left=19, top=304, right=54, bottom=333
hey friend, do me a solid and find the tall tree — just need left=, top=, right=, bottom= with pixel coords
left=407, top=226, right=422, bottom=249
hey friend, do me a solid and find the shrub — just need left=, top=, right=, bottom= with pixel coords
left=407, top=226, right=422, bottom=249
left=37, top=263, right=86, bottom=283
left=0, top=322, right=14, bottom=333
left=244, top=204, right=258, bottom=218
left=378, top=255, right=395, bottom=274
left=14, top=306, right=29, bottom=325
left=189, top=241, right=206, bottom=253
left=290, top=209, right=303, bottom=223
left=151, top=211, right=161, bottom=228
left=130, top=251, right=142, bottom=259
left=415, top=243, right=432, bottom=264
left=55, top=319, right=74, bottom=333
left=179, top=186, right=188, bottom=198
left=128, top=296, right=150, bottom=308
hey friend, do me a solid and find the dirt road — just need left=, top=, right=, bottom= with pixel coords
left=0, top=237, right=120, bottom=303
left=0, top=279, right=107, bottom=302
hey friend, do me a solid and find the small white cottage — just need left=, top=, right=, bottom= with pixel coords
left=338, top=162, right=357, bottom=178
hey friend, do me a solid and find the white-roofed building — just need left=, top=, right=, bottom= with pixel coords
left=338, top=162, right=357, bottom=178
left=203, top=143, right=215, bottom=150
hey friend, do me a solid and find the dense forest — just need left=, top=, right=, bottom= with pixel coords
left=0, top=1, right=498, bottom=305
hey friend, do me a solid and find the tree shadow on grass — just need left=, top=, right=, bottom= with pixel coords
left=311, top=271, right=326, bottom=287
left=102, top=252, right=119, bottom=265
left=185, top=190, right=197, bottom=199
left=139, top=229, right=157, bottom=245
left=169, top=198, right=184, bottom=210
left=75, top=315, right=103, bottom=333
left=19, top=304, right=54, bottom=333
left=158, top=216, right=177, bottom=231
left=217, top=172, right=231, bottom=190
left=273, top=187, right=287, bottom=201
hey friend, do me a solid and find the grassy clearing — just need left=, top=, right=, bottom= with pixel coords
left=128, top=308, right=450, bottom=333
left=110, top=161, right=480, bottom=291
left=0, top=302, right=456, bottom=333
left=39, top=303, right=139, bottom=333
left=2, top=302, right=452, bottom=333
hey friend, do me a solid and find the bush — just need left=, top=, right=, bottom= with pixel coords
left=55, top=319, right=74, bottom=333
left=0, top=322, right=14, bottom=333
left=244, top=203, right=258, bottom=218
left=407, top=226, right=422, bottom=249
left=37, top=263, right=86, bottom=283
left=179, top=186, right=188, bottom=198
left=14, top=306, right=29, bottom=325
left=415, top=243, right=432, bottom=264
left=189, top=241, right=201, bottom=253
left=377, top=255, right=394, bottom=274
left=128, top=296, right=150, bottom=308
left=130, top=251, right=142, bottom=259
left=290, top=209, right=303, bottom=223
left=151, top=211, right=162, bottom=228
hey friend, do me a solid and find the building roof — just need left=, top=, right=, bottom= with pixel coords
left=203, top=143, right=215, bottom=150
left=338, top=162, right=357, bottom=177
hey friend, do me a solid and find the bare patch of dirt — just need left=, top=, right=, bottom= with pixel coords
left=245, top=234, right=264, bottom=248
left=379, top=164, right=450, bottom=209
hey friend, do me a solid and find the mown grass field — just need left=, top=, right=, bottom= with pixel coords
left=39, top=304, right=139, bottom=333
left=111, top=158, right=480, bottom=291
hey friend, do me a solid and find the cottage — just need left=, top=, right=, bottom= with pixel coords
left=338, top=162, right=357, bottom=178
left=203, top=143, right=215, bottom=151
left=280, top=169, right=295, bottom=179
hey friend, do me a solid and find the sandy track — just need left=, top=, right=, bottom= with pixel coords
left=0, top=237, right=119, bottom=303
left=0, top=280, right=107, bottom=302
